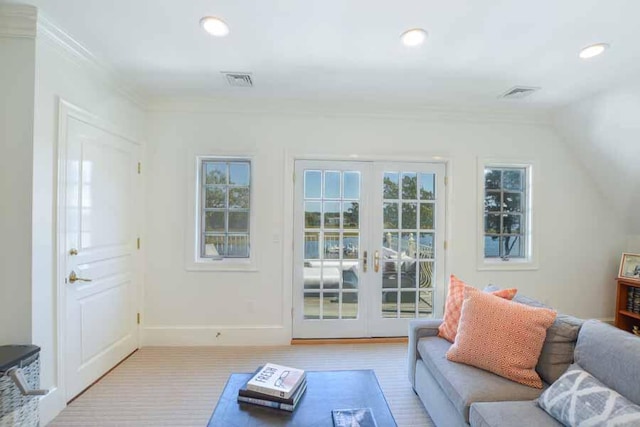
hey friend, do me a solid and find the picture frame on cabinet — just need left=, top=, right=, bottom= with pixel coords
left=618, top=253, right=640, bottom=282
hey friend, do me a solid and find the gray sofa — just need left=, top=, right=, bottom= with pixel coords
left=408, top=294, right=640, bottom=426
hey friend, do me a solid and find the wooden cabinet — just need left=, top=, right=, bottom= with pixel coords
left=615, top=278, right=640, bottom=335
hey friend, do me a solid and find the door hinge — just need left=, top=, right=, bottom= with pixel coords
left=444, top=176, right=448, bottom=186
left=292, top=171, right=295, bottom=183
left=137, top=237, right=141, bottom=250
left=291, top=308, right=294, bottom=319
left=137, top=162, right=141, bottom=174
left=137, top=313, right=141, bottom=324
left=444, top=240, right=448, bottom=250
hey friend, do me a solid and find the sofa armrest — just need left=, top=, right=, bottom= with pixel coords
left=407, top=319, right=443, bottom=388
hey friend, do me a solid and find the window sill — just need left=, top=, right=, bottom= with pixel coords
left=477, top=259, right=538, bottom=271
left=185, top=259, right=258, bottom=272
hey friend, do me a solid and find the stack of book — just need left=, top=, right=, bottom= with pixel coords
left=627, top=287, right=640, bottom=314
left=237, top=363, right=307, bottom=412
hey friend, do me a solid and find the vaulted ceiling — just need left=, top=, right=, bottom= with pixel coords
left=15, top=0, right=640, bottom=109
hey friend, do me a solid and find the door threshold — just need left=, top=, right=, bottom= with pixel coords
left=291, top=337, right=408, bottom=345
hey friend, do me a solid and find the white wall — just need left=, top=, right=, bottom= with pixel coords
left=32, top=19, right=145, bottom=423
left=628, top=235, right=640, bottom=253
left=143, top=99, right=626, bottom=346
left=0, top=10, right=36, bottom=345
left=554, top=84, right=640, bottom=235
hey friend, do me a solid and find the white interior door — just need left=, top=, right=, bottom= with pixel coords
left=61, top=109, right=140, bottom=401
left=292, top=160, right=446, bottom=339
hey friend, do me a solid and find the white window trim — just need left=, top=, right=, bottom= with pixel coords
left=185, top=153, right=258, bottom=272
left=476, top=158, right=538, bottom=271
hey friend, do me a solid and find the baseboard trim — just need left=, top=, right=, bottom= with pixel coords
left=291, top=337, right=408, bottom=345
left=142, top=325, right=290, bottom=346
left=39, top=386, right=65, bottom=426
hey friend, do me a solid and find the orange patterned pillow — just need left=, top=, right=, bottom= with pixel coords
left=446, top=289, right=557, bottom=388
left=437, top=275, right=517, bottom=343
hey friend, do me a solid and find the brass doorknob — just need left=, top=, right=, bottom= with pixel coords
left=69, top=248, right=78, bottom=256
left=69, top=270, right=92, bottom=284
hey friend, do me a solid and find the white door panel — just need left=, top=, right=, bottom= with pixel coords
left=62, top=112, right=139, bottom=401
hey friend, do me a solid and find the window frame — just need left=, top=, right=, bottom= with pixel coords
left=477, top=159, right=537, bottom=271
left=185, top=154, right=257, bottom=272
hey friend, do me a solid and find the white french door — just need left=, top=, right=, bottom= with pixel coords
left=293, top=160, right=446, bottom=338
left=60, top=104, right=140, bottom=401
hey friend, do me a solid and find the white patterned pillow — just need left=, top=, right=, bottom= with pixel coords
left=538, top=364, right=640, bottom=427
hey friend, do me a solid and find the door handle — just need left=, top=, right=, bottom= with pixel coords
left=374, top=251, right=380, bottom=273
left=69, top=270, right=92, bottom=284
left=363, top=251, right=368, bottom=273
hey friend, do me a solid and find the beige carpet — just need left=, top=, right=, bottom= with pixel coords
left=49, top=343, right=433, bottom=426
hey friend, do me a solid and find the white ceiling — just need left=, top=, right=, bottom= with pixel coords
left=13, top=0, right=640, bottom=108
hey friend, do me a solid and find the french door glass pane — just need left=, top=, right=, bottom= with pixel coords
left=419, top=174, right=435, bottom=199
left=323, top=292, right=339, bottom=319
left=418, top=291, right=433, bottom=317
left=342, top=292, right=358, bottom=319
left=305, top=202, right=321, bottom=228
left=383, top=203, right=399, bottom=228
left=400, top=292, right=416, bottom=318
left=304, top=171, right=321, bottom=198
left=343, top=202, right=359, bottom=229
left=344, top=172, right=360, bottom=199
left=304, top=232, right=320, bottom=259
left=402, top=173, right=417, bottom=199
left=382, top=291, right=398, bottom=318
left=304, top=292, right=320, bottom=319
left=383, top=173, right=399, bottom=199
left=324, top=172, right=341, bottom=198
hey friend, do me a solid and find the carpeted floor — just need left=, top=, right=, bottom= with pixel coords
left=49, top=343, right=433, bottom=426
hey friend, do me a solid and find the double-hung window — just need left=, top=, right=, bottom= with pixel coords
left=199, top=158, right=251, bottom=260
left=186, top=155, right=255, bottom=271
left=478, top=161, right=535, bottom=270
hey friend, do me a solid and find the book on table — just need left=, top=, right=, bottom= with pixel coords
left=245, top=363, right=306, bottom=399
left=237, top=378, right=307, bottom=412
left=332, top=408, right=378, bottom=427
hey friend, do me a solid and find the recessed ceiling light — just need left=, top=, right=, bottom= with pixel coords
left=200, top=16, right=229, bottom=37
left=401, top=28, right=428, bottom=47
left=579, top=43, right=609, bottom=59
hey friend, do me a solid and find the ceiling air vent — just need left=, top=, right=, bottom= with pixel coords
left=222, top=72, right=253, bottom=88
left=500, top=86, right=540, bottom=99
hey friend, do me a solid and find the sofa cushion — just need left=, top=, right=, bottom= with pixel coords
left=535, top=313, right=583, bottom=384
left=447, top=290, right=556, bottom=388
left=512, top=292, right=584, bottom=384
left=438, top=275, right=517, bottom=342
left=538, top=363, right=640, bottom=426
left=470, top=401, right=562, bottom=427
left=417, top=336, right=544, bottom=422
left=574, top=319, right=640, bottom=405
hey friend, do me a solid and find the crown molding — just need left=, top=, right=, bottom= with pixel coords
left=147, top=96, right=553, bottom=125
left=36, top=13, right=148, bottom=108
left=0, top=4, right=37, bottom=38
